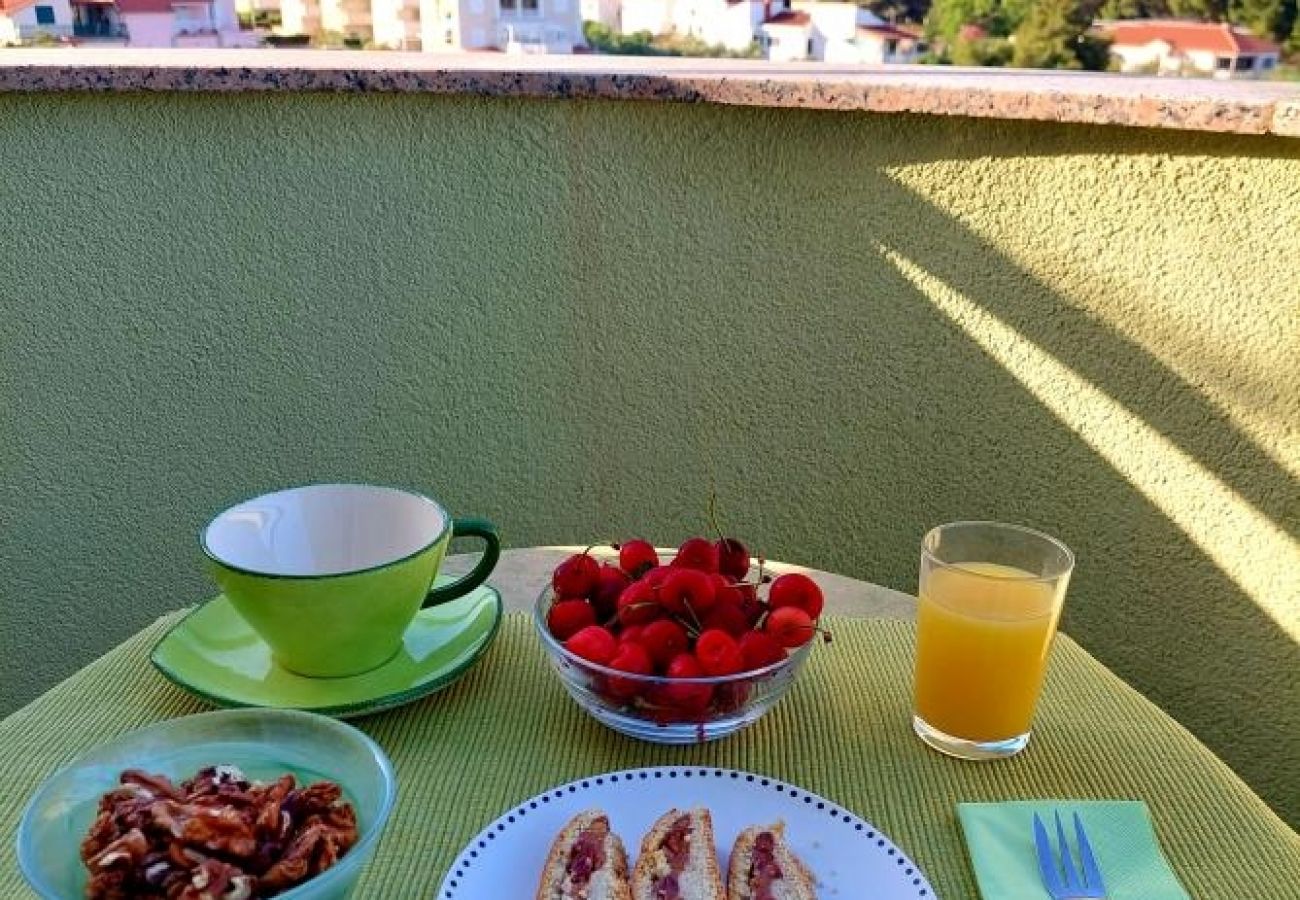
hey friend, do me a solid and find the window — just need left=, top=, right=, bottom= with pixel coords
left=1261, top=57, right=1275, bottom=69
left=34, top=5, right=55, bottom=24
left=1215, top=56, right=1232, bottom=70
left=806, top=37, right=813, bottom=55
left=1236, top=55, right=1254, bottom=70
left=522, top=0, right=538, bottom=13
left=500, top=0, right=516, bottom=10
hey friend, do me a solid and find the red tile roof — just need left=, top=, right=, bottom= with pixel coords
left=1098, top=20, right=1280, bottom=57
left=763, top=10, right=809, bottom=26
left=0, top=0, right=35, bottom=14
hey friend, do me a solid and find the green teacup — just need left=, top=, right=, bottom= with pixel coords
left=202, top=484, right=500, bottom=678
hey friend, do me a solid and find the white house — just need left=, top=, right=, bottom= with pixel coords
left=1095, top=20, right=1280, bottom=79
left=669, top=0, right=761, bottom=50
left=578, top=0, right=615, bottom=30
left=761, top=3, right=922, bottom=62
left=618, top=0, right=668, bottom=35
left=92, top=0, right=245, bottom=45
left=0, top=0, right=73, bottom=44
left=420, top=0, right=578, bottom=53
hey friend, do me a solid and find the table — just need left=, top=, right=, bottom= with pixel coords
left=3, top=550, right=1297, bottom=899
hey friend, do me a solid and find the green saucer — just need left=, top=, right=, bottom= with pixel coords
left=151, top=577, right=502, bottom=718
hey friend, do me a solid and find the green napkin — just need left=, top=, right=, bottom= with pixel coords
left=957, top=800, right=1190, bottom=900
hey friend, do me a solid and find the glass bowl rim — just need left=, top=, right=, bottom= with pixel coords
left=17, top=707, right=397, bottom=900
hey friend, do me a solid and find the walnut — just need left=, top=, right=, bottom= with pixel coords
left=82, top=767, right=356, bottom=899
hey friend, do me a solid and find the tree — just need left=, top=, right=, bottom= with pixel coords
left=924, top=0, right=1004, bottom=40
left=864, top=0, right=931, bottom=23
left=1011, top=0, right=1108, bottom=68
left=1232, top=0, right=1289, bottom=38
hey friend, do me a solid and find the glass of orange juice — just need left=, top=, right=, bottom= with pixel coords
left=913, top=521, right=1074, bottom=760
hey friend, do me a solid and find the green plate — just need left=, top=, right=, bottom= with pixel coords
left=151, top=577, right=502, bottom=718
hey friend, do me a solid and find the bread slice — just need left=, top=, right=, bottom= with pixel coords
left=536, top=809, right=632, bottom=900
left=725, top=823, right=816, bottom=900
left=631, top=808, right=725, bottom=900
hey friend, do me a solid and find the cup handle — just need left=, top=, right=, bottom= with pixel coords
left=422, top=518, right=501, bottom=608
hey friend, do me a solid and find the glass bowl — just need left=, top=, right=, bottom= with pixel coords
left=17, top=708, right=396, bottom=900
left=534, top=585, right=814, bottom=744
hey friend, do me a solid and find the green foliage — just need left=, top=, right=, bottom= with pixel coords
left=1011, top=0, right=1109, bottom=68
left=1231, top=0, right=1289, bottom=38
left=237, top=8, right=282, bottom=29
left=582, top=20, right=761, bottom=57
left=950, top=34, right=1013, bottom=63
left=863, top=0, right=931, bottom=22
left=924, top=0, right=1003, bottom=40
left=583, top=21, right=664, bottom=54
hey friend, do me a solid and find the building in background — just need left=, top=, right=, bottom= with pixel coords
left=1096, top=20, right=1280, bottom=78
left=280, top=0, right=371, bottom=40
left=0, top=0, right=73, bottom=43
left=420, top=0, right=578, bottom=52
left=760, top=3, right=917, bottom=62
left=112, top=0, right=243, bottom=45
left=578, top=0, right=615, bottom=30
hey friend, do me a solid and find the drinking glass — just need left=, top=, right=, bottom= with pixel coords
left=912, top=521, right=1074, bottom=760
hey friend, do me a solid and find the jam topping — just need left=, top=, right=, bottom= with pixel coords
left=748, top=831, right=784, bottom=900
left=565, top=820, right=608, bottom=889
left=661, top=816, right=693, bottom=869
left=652, top=816, right=693, bottom=899
left=653, top=872, right=680, bottom=900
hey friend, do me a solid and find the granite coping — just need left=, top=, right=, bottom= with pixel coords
left=2, top=48, right=1298, bottom=137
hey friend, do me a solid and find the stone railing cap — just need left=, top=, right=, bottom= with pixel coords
left=3, top=49, right=1298, bottom=137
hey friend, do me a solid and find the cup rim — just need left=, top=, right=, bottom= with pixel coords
left=201, top=482, right=451, bottom=580
left=921, top=520, right=1075, bottom=583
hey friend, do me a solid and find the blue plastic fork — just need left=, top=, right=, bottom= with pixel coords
left=1032, top=811, right=1108, bottom=899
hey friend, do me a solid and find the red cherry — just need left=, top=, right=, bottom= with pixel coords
left=553, top=553, right=600, bottom=598
left=642, top=565, right=676, bottom=588
left=638, top=619, right=688, bottom=669
left=673, top=537, right=720, bottom=573
left=547, top=599, right=597, bottom=641
left=739, top=630, right=787, bottom=670
left=662, top=653, right=713, bottom=711
left=618, top=539, right=659, bottom=578
left=738, top=588, right=765, bottom=627
left=605, top=641, right=653, bottom=702
left=592, top=564, right=631, bottom=619
left=659, top=568, right=719, bottom=618
left=564, top=625, right=618, bottom=664
left=619, top=624, right=646, bottom=645
left=617, top=580, right=663, bottom=626
left=712, top=576, right=750, bottom=610
left=701, top=603, right=749, bottom=638
left=715, top=537, right=750, bottom=580
left=764, top=606, right=815, bottom=648
left=768, top=573, right=824, bottom=619
left=695, top=628, right=744, bottom=676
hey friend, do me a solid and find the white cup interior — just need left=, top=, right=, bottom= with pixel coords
left=203, top=484, right=448, bottom=577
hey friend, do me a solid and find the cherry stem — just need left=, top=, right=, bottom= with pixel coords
left=707, top=491, right=726, bottom=545
left=681, top=598, right=704, bottom=633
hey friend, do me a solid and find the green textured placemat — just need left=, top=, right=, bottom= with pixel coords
left=2, top=612, right=1297, bottom=899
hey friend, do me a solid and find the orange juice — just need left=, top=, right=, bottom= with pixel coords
left=914, top=562, right=1061, bottom=742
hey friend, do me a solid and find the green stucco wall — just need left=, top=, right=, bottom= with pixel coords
left=1, top=92, right=1296, bottom=826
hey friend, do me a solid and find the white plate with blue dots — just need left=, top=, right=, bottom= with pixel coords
left=436, top=765, right=938, bottom=898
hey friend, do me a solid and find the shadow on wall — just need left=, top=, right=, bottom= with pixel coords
left=566, top=107, right=1298, bottom=826
left=0, top=94, right=1295, bottom=827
